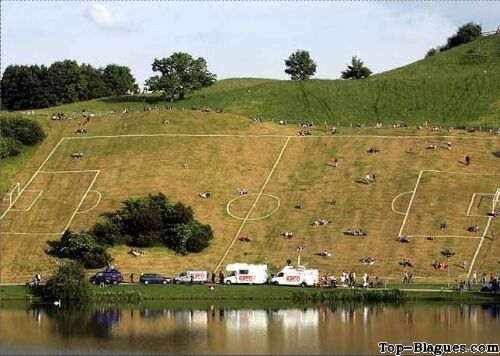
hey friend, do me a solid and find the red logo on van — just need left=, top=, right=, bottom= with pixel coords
left=191, top=273, right=205, bottom=279
left=239, top=275, right=254, bottom=281
left=286, top=276, right=300, bottom=281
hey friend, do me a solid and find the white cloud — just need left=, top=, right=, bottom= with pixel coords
left=84, top=3, right=133, bottom=31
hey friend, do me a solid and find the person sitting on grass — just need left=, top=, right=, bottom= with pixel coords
left=237, top=187, right=248, bottom=196
left=281, top=232, right=294, bottom=239
left=427, top=235, right=435, bottom=241
left=239, top=235, right=251, bottom=242
left=397, top=235, right=410, bottom=243
left=440, top=222, right=448, bottom=230
left=441, top=249, right=455, bottom=258
left=427, top=144, right=437, bottom=150
left=199, top=192, right=211, bottom=199
left=295, top=202, right=302, bottom=209
left=319, top=250, right=331, bottom=257
left=467, top=224, right=480, bottom=233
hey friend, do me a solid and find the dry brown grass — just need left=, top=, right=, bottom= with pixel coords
left=1, top=112, right=498, bottom=283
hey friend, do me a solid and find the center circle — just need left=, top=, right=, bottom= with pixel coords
left=226, top=193, right=281, bottom=221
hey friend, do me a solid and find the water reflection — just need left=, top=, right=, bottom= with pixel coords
left=1, top=303, right=499, bottom=354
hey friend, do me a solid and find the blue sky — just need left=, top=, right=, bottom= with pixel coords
left=2, top=1, right=499, bottom=87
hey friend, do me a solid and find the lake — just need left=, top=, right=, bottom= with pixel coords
left=1, top=302, right=499, bottom=354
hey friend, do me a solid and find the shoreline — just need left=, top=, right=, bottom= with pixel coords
left=1, top=284, right=499, bottom=303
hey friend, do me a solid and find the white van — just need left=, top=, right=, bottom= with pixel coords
left=174, top=270, right=209, bottom=285
left=270, top=266, right=318, bottom=287
left=225, top=263, right=268, bottom=285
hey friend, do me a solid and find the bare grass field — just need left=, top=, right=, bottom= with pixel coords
left=1, top=113, right=498, bottom=283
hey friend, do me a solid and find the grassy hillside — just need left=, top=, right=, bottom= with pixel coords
left=1, top=109, right=498, bottom=283
left=172, top=35, right=500, bottom=126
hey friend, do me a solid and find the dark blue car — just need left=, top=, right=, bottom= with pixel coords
left=90, top=269, right=123, bottom=285
left=139, top=273, right=171, bottom=285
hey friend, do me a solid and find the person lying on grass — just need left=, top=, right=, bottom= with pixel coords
left=281, top=232, right=294, bottom=239
left=344, top=229, right=367, bottom=236
left=312, top=218, right=330, bottom=227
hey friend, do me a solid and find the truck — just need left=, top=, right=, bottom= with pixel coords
left=173, top=270, right=209, bottom=285
left=270, top=265, right=319, bottom=287
left=225, top=263, right=268, bottom=285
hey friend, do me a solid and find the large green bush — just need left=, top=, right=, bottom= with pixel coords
left=0, top=116, right=45, bottom=159
left=46, top=193, right=213, bottom=268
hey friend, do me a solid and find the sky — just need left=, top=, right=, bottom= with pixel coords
left=2, top=1, right=499, bottom=87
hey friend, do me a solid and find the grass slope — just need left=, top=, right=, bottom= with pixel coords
left=0, top=108, right=498, bottom=284
left=171, top=35, right=500, bottom=126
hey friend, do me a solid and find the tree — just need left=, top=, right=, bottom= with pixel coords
left=101, top=64, right=136, bottom=95
left=445, top=22, right=482, bottom=50
left=341, top=56, right=372, bottom=80
left=43, top=262, right=90, bottom=303
left=146, top=52, right=217, bottom=99
left=425, top=48, right=438, bottom=58
left=47, top=60, right=87, bottom=105
left=79, top=64, right=110, bottom=100
left=284, top=50, right=317, bottom=80
left=46, top=230, right=110, bottom=269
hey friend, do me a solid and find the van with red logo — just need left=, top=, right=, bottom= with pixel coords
left=270, top=265, right=318, bottom=287
left=173, top=270, right=209, bottom=285
left=225, top=263, right=268, bottom=285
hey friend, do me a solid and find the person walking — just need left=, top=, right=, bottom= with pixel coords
left=403, top=271, right=409, bottom=284
left=211, top=272, right=216, bottom=284
left=130, top=273, right=134, bottom=283
left=219, top=270, right=225, bottom=284
left=408, top=272, right=413, bottom=284
left=472, top=271, right=477, bottom=284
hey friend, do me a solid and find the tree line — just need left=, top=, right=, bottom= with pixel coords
left=1, top=60, right=137, bottom=110
left=425, top=22, right=483, bottom=58
left=46, top=193, right=214, bottom=268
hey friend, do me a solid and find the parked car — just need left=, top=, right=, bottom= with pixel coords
left=173, top=270, right=208, bottom=285
left=90, top=268, right=123, bottom=285
left=139, top=273, right=171, bottom=285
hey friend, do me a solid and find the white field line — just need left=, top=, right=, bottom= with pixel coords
left=0, top=137, right=65, bottom=220
left=398, top=171, right=423, bottom=237
left=1, top=232, right=61, bottom=236
left=214, top=137, right=291, bottom=272
left=391, top=191, right=412, bottom=215
left=62, top=171, right=101, bottom=232
left=467, top=188, right=499, bottom=278
left=423, top=170, right=500, bottom=176
left=39, top=169, right=100, bottom=174
left=63, top=133, right=500, bottom=140
left=466, top=193, right=494, bottom=216
left=75, top=190, right=102, bottom=214
left=10, top=190, right=43, bottom=212
left=466, top=193, right=477, bottom=217
left=226, top=194, right=280, bottom=221
left=407, top=235, right=482, bottom=240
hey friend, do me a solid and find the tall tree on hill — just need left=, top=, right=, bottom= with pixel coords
left=47, top=60, right=86, bottom=104
left=0, top=65, right=53, bottom=109
left=79, top=64, right=110, bottom=100
left=284, top=50, right=317, bottom=80
left=341, top=56, right=372, bottom=79
left=102, top=64, right=137, bottom=95
left=146, top=52, right=217, bottom=99
left=444, top=22, right=482, bottom=50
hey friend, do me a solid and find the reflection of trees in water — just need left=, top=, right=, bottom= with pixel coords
left=34, top=305, right=122, bottom=339
left=481, top=304, right=500, bottom=319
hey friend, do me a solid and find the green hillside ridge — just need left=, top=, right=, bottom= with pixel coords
left=175, top=36, right=500, bottom=126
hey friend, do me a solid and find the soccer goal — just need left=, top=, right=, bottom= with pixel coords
left=2, top=182, right=20, bottom=210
